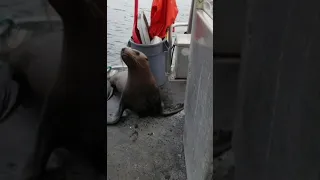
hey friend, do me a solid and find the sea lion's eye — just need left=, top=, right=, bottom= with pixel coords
left=135, top=51, right=140, bottom=56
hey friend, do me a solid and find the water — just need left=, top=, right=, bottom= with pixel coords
left=107, top=0, right=191, bottom=66
left=0, top=0, right=191, bottom=67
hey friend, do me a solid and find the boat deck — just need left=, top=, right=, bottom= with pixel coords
left=0, top=80, right=188, bottom=180
left=107, top=80, right=187, bottom=180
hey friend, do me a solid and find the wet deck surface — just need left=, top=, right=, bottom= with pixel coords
left=0, top=80, right=187, bottom=180
left=107, top=80, right=187, bottom=180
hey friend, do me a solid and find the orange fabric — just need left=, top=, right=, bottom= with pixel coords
left=149, top=0, right=179, bottom=39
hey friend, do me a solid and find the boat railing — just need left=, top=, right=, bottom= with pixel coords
left=166, top=22, right=189, bottom=74
left=168, top=22, right=189, bottom=47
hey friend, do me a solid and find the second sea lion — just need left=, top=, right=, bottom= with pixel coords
left=109, top=70, right=128, bottom=94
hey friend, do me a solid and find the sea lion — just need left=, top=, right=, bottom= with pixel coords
left=109, top=70, right=128, bottom=93
left=107, top=80, right=114, bottom=100
left=22, top=0, right=106, bottom=179
left=107, top=47, right=184, bottom=125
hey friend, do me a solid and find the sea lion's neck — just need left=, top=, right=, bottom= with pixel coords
left=127, top=67, right=154, bottom=83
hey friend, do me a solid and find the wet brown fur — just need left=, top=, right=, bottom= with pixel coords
left=107, top=47, right=184, bottom=125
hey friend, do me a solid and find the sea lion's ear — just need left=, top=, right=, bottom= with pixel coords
left=145, top=58, right=149, bottom=61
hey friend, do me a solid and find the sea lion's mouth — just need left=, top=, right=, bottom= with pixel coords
left=121, top=48, right=144, bottom=68
left=121, top=52, right=129, bottom=60
left=120, top=48, right=131, bottom=61
left=120, top=53, right=131, bottom=66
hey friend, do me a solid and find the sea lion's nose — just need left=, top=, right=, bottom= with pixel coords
left=121, top=48, right=126, bottom=54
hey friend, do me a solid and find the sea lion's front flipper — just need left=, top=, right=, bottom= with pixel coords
left=161, top=103, right=184, bottom=117
left=107, top=80, right=114, bottom=101
left=107, top=95, right=125, bottom=125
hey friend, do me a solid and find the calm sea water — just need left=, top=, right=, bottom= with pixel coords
left=107, top=0, right=191, bottom=66
left=0, top=0, right=191, bottom=66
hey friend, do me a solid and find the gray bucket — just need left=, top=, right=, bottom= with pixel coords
left=128, top=39, right=169, bottom=86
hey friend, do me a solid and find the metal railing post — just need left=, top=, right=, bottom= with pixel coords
left=186, top=0, right=195, bottom=34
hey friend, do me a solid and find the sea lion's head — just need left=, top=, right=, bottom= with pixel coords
left=121, top=47, right=149, bottom=69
